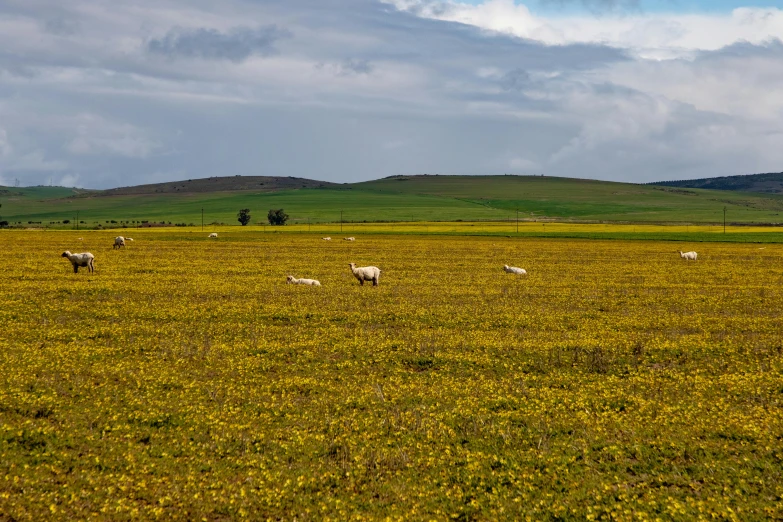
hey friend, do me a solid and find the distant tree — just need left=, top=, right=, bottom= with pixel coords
left=237, top=208, right=252, bottom=226
left=267, top=209, right=289, bottom=226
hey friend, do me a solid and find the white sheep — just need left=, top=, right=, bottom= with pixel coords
left=77, top=237, right=83, bottom=241
left=62, top=251, right=95, bottom=273
left=503, top=265, right=527, bottom=275
left=209, top=233, right=218, bottom=238
left=679, top=251, right=698, bottom=260
left=286, top=275, right=321, bottom=286
left=125, top=237, right=134, bottom=242
left=113, top=236, right=126, bottom=249
left=343, top=237, right=355, bottom=241
left=322, top=237, right=332, bottom=241
left=349, top=263, right=380, bottom=286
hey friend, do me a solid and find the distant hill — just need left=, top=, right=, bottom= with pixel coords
left=95, top=176, right=338, bottom=196
left=0, top=186, right=94, bottom=199
left=651, top=172, right=783, bottom=194
left=4, top=174, right=783, bottom=225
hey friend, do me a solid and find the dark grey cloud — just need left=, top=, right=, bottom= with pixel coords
left=693, top=38, right=783, bottom=61
left=315, top=58, right=375, bottom=77
left=43, top=16, right=79, bottom=36
left=500, top=69, right=531, bottom=91
left=0, top=0, right=781, bottom=188
left=340, top=59, right=373, bottom=75
left=147, top=25, right=291, bottom=62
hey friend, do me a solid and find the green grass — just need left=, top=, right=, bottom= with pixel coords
left=4, top=175, right=783, bottom=226
left=355, top=175, right=783, bottom=223
left=0, top=189, right=505, bottom=225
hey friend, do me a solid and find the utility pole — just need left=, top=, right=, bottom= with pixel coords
left=201, top=208, right=204, bottom=231
left=516, top=208, right=519, bottom=234
left=340, top=210, right=343, bottom=233
left=723, top=206, right=727, bottom=234
left=76, top=210, right=79, bottom=231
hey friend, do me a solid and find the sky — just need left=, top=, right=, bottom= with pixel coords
left=1, top=0, right=782, bottom=189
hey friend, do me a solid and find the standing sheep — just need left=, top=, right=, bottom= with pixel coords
left=286, top=275, right=321, bottom=286
left=503, top=265, right=527, bottom=275
left=62, top=251, right=95, bottom=273
left=679, top=251, right=698, bottom=260
left=113, top=236, right=126, bottom=249
left=209, top=233, right=218, bottom=238
left=349, top=263, right=380, bottom=286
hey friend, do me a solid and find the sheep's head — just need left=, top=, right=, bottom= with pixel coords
left=349, top=263, right=356, bottom=269
left=286, top=275, right=295, bottom=283
left=61, top=251, right=71, bottom=258
left=503, top=265, right=509, bottom=270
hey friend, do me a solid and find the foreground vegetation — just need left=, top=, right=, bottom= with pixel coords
left=4, top=175, right=783, bottom=225
left=1, top=229, right=782, bottom=520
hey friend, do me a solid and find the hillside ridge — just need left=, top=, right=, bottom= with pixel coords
left=92, top=175, right=338, bottom=196
left=651, top=172, right=783, bottom=193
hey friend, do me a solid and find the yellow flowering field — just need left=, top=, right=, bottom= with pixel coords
left=1, top=229, right=782, bottom=520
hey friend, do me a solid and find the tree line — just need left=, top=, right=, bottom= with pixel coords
left=237, top=208, right=289, bottom=226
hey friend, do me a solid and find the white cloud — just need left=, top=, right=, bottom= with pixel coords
left=58, top=173, right=81, bottom=187
left=509, top=156, right=539, bottom=171
left=4, top=150, right=68, bottom=172
left=0, top=0, right=781, bottom=187
left=66, top=114, right=160, bottom=158
left=385, top=1, right=783, bottom=57
left=0, top=128, right=12, bottom=157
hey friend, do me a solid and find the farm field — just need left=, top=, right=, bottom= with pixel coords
left=204, top=222, right=783, bottom=244
left=1, top=229, right=782, bottom=520
left=5, top=175, right=783, bottom=225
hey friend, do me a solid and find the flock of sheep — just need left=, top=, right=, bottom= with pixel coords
left=59, top=234, right=700, bottom=281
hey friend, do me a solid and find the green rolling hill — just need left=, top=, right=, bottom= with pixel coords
left=2, top=175, right=783, bottom=226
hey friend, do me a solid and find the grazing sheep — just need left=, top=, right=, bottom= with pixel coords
left=62, top=251, right=95, bottom=273
left=125, top=237, right=134, bottom=242
left=286, top=275, right=321, bottom=286
left=209, top=233, right=218, bottom=238
left=113, top=236, right=126, bottom=249
left=322, top=237, right=332, bottom=241
left=679, top=251, right=698, bottom=260
left=344, top=237, right=355, bottom=241
left=349, top=263, right=380, bottom=286
left=503, top=265, right=527, bottom=275
left=77, top=237, right=83, bottom=241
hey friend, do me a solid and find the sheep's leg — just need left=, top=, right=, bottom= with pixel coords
left=73, top=264, right=78, bottom=273
left=372, top=278, right=378, bottom=286
left=359, top=279, right=364, bottom=286
left=89, top=261, right=94, bottom=273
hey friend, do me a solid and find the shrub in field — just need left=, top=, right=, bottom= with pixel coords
left=267, top=208, right=288, bottom=226
left=237, top=208, right=252, bottom=226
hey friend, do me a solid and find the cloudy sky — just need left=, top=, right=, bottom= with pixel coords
left=1, top=0, right=782, bottom=189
